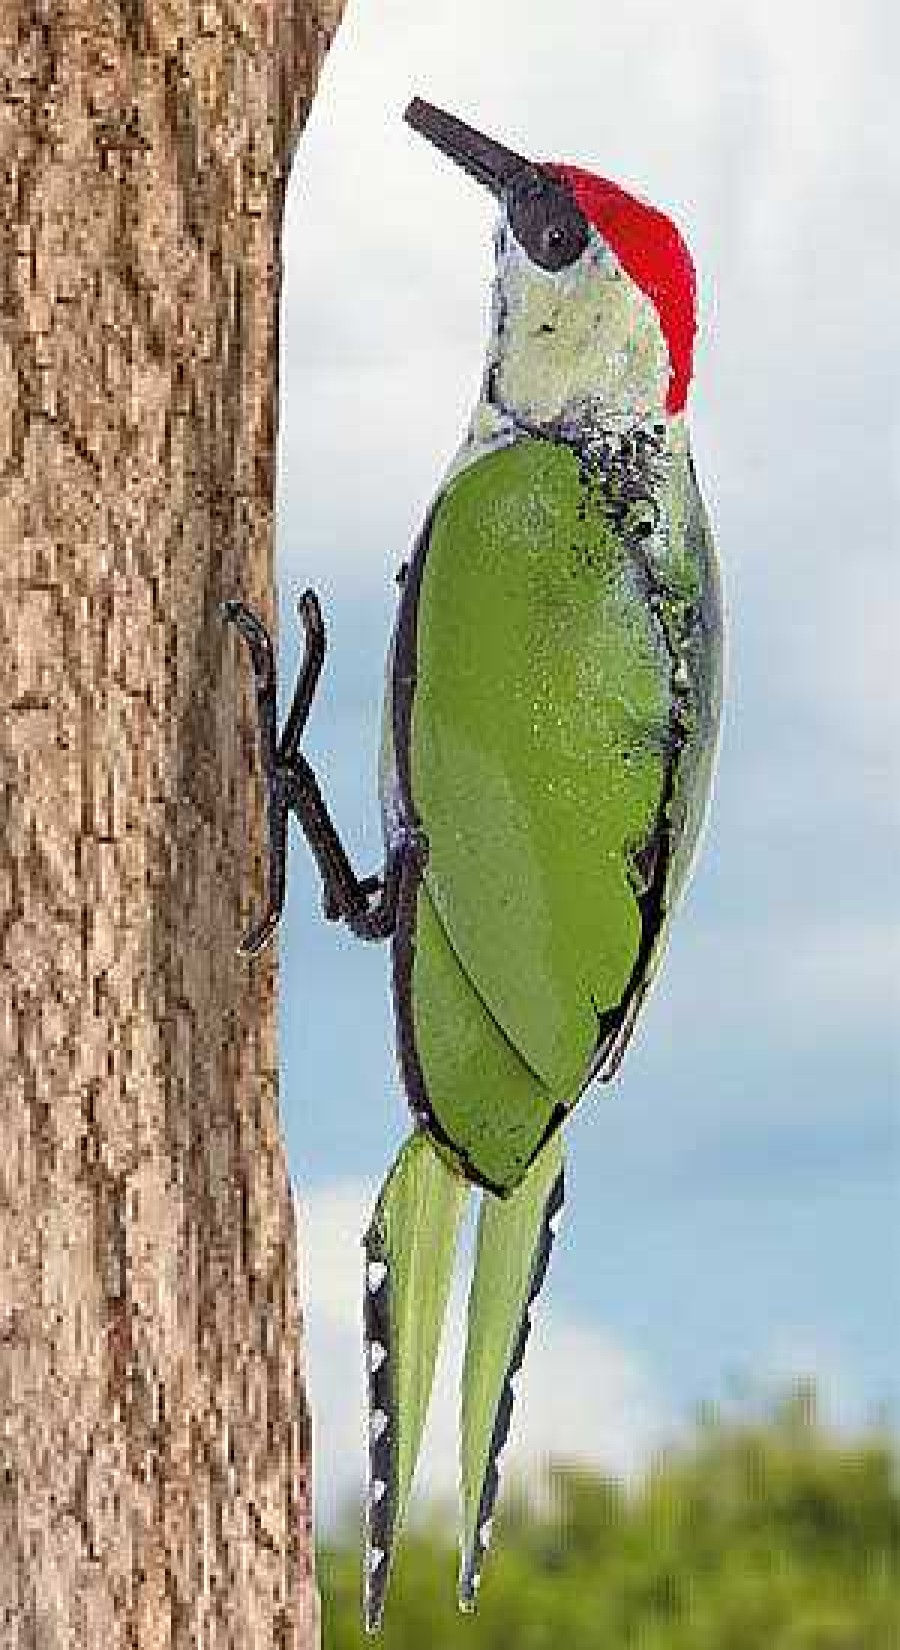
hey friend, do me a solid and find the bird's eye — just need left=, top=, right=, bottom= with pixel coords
left=507, top=174, right=590, bottom=272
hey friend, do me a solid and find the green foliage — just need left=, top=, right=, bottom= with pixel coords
left=318, top=1393, right=900, bottom=1648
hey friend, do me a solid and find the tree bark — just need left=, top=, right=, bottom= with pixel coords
left=0, top=1, right=343, bottom=1644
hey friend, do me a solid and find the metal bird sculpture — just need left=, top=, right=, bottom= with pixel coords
left=223, top=96, right=723, bottom=1632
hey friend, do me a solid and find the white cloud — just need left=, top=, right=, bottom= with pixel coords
left=781, top=919, right=900, bottom=1027
left=789, top=579, right=900, bottom=763
left=298, top=1177, right=671, bottom=1533
left=652, top=915, right=900, bottom=1068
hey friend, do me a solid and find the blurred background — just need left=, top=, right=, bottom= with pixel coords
left=269, top=0, right=899, bottom=1638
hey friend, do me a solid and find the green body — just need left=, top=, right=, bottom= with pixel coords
left=384, top=427, right=722, bottom=1195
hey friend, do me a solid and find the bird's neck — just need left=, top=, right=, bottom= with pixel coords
left=454, top=372, right=688, bottom=486
left=477, top=248, right=673, bottom=443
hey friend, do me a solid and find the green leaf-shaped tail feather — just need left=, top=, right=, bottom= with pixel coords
left=459, top=1134, right=565, bottom=1606
left=362, top=1131, right=468, bottom=1631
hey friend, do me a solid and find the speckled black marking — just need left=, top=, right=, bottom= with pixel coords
left=572, top=438, right=711, bottom=1087
left=483, top=227, right=512, bottom=408
left=508, top=411, right=669, bottom=515
left=458, top=1166, right=565, bottom=1607
left=362, top=1225, right=396, bottom=1633
left=632, top=830, right=662, bottom=891
left=584, top=532, right=693, bottom=1085
left=591, top=731, right=681, bottom=1082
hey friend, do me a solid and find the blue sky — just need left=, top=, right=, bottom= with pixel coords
left=266, top=0, right=899, bottom=1531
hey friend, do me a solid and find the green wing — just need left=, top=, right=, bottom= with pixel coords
left=401, top=435, right=722, bottom=1111
left=409, top=437, right=673, bottom=1101
left=363, top=1132, right=468, bottom=1631
left=408, top=877, right=557, bottom=1194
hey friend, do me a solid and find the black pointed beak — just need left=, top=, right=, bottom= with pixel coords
left=404, top=97, right=534, bottom=198
left=405, top=97, right=591, bottom=273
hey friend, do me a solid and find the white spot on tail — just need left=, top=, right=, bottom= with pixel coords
left=370, top=1408, right=388, bottom=1443
left=549, top=1210, right=562, bottom=1237
left=370, top=1546, right=385, bottom=1572
left=367, top=1260, right=387, bottom=1293
left=479, top=1518, right=493, bottom=1550
left=370, top=1477, right=386, bottom=1504
left=368, top=1340, right=387, bottom=1374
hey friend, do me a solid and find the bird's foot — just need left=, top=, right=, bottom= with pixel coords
left=222, top=592, right=401, bottom=953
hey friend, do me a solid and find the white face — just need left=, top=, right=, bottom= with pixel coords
left=487, top=211, right=672, bottom=431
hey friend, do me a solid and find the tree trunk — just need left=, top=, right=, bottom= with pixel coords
left=0, top=1, right=343, bottom=1643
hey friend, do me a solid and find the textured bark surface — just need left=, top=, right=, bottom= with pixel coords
left=0, top=0, right=343, bottom=1644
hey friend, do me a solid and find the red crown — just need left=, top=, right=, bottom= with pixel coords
left=544, top=164, right=697, bottom=415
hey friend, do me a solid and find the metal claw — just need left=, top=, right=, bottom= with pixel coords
left=279, top=589, right=326, bottom=764
left=222, top=591, right=401, bottom=954
left=221, top=599, right=277, bottom=775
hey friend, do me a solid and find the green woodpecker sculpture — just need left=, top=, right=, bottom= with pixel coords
left=224, top=97, right=723, bottom=1631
